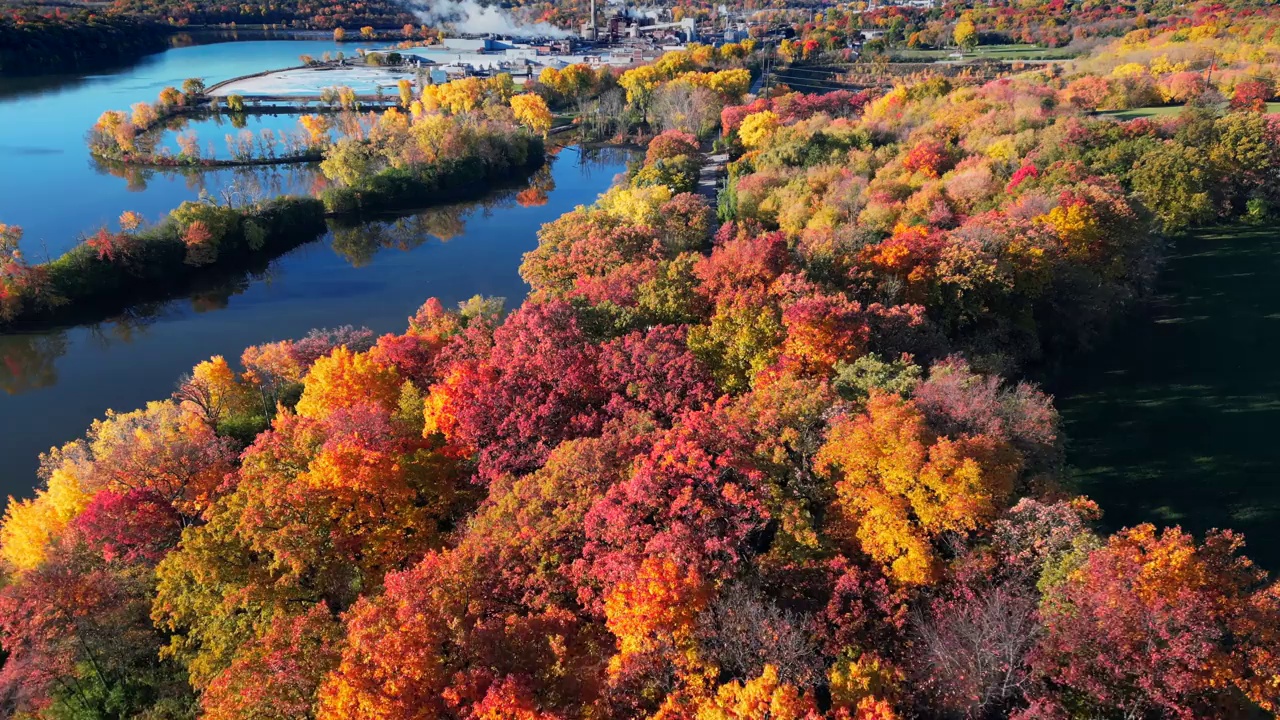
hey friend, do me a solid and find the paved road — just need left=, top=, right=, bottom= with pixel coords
left=697, top=152, right=728, bottom=204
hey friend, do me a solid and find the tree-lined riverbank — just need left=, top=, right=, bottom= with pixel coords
left=0, top=145, right=633, bottom=501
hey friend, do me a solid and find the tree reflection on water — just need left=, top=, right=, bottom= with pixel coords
left=0, top=332, right=68, bottom=395
left=328, top=162, right=555, bottom=265
left=92, top=155, right=324, bottom=197
left=0, top=161, right=559, bottom=395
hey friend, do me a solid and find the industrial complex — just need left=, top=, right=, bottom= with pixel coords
left=210, top=8, right=753, bottom=99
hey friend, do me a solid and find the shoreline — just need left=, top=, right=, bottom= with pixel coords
left=3, top=148, right=546, bottom=331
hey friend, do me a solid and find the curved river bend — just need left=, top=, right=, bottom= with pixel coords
left=0, top=146, right=630, bottom=499
left=6, top=38, right=1276, bottom=574
left=0, top=36, right=370, bottom=254
left=0, top=37, right=632, bottom=500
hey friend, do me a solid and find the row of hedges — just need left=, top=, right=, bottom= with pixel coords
left=109, top=150, right=325, bottom=169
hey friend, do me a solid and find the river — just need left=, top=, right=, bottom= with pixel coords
left=11, top=37, right=1272, bottom=572
left=0, top=37, right=633, bottom=502
left=0, top=34, right=376, bottom=255
left=1054, top=225, right=1280, bottom=568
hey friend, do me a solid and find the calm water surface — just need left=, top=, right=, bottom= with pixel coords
left=0, top=140, right=631, bottom=501
left=152, top=112, right=311, bottom=161
left=0, top=37, right=633, bottom=502
left=0, top=37, right=387, bottom=254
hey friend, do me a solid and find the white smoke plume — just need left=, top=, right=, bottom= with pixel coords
left=603, top=0, right=662, bottom=20
left=411, top=0, right=573, bottom=38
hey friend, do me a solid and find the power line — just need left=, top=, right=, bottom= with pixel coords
left=766, top=75, right=870, bottom=91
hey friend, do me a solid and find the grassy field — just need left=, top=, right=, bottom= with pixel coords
left=1051, top=224, right=1280, bottom=569
left=890, top=43, right=1079, bottom=62
left=1100, top=102, right=1280, bottom=120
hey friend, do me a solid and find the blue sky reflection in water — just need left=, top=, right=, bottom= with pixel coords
left=0, top=37, right=376, bottom=254
left=0, top=145, right=634, bottom=502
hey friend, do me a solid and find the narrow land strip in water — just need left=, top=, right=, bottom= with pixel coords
left=0, top=146, right=633, bottom=502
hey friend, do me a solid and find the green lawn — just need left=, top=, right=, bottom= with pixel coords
left=1051, top=224, right=1280, bottom=569
left=1098, top=105, right=1189, bottom=120
left=890, top=43, right=1079, bottom=62
left=1100, top=102, right=1280, bottom=120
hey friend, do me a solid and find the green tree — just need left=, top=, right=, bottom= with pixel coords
left=1132, top=142, right=1216, bottom=232
left=320, top=137, right=382, bottom=187
left=1209, top=112, right=1278, bottom=210
left=181, top=77, right=206, bottom=100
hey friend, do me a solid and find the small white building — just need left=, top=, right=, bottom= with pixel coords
left=438, top=37, right=493, bottom=52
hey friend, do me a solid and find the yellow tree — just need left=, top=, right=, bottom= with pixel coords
left=485, top=73, right=515, bottom=103
left=604, top=555, right=712, bottom=680
left=158, top=86, right=183, bottom=108
left=815, top=392, right=1021, bottom=584
left=655, top=50, right=694, bottom=76
left=737, top=110, right=781, bottom=148
left=777, top=39, right=799, bottom=63
left=95, top=110, right=136, bottom=152
left=619, top=64, right=664, bottom=109
left=428, top=76, right=485, bottom=114
left=954, top=18, right=978, bottom=50
left=295, top=346, right=403, bottom=421
left=538, top=66, right=563, bottom=95
left=511, top=93, right=553, bottom=135
left=690, top=43, right=715, bottom=66
left=558, top=63, right=593, bottom=98
left=130, top=101, right=158, bottom=128
left=298, top=114, right=332, bottom=147
left=0, top=451, right=93, bottom=571
left=337, top=86, right=357, bottom=110
left=174, top=356, right=250, bottom=428
left=119, top=210, right=144, bottom=231
left=703, top=68, right=751, bottom=102
left=694, top=666, right=820, bottom=720
left=678, top=69, right=751, bottom=103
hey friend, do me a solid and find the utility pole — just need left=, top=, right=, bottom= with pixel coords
left=762, top=40, right=776, bottom=97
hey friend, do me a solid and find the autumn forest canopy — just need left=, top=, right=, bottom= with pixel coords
left=5, top=1, right=1280, bottom=719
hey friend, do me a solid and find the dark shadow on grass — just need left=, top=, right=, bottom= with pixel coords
left=1051, top=224, right=1280, bottom=568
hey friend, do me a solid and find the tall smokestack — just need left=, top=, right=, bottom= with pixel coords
left=581, top=0, right=597, bottom=40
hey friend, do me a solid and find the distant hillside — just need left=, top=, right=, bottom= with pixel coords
left=0, top=0, right=422, bottom=75
left=0, top=11, right=169, bottom=74
left=106, top=0, right=417, bottom=29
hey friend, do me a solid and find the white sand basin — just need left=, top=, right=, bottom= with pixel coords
left=207, top=45, right=634, bottom=98
left=210, top=65, right=423, bottom=97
